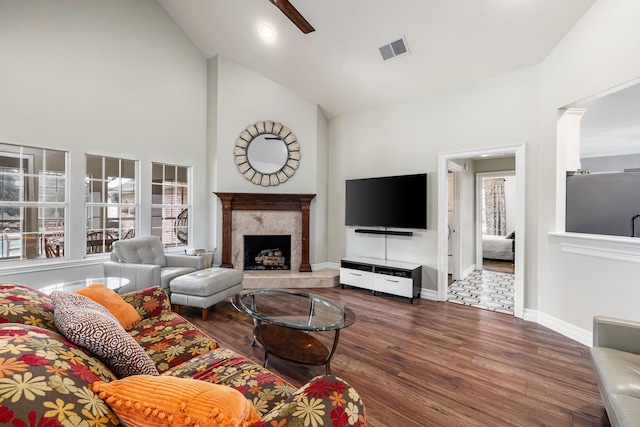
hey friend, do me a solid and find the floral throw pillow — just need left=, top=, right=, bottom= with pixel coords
left=0, top=324, right=121, bottom=427
left=0, top=283, right=58, bottom=332
left=51, top=291, right=159, bottom=378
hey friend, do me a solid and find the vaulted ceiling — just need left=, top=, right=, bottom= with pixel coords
left=157, top=0, right=597, bottom=119
left=576, top=81, right=640, bottom=159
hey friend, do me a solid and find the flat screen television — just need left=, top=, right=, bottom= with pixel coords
left=345, top=173, right=427, bottom=229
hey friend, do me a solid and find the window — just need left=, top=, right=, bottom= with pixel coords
left=85, top=155, right=136, bottom=254
left=0, top=143, right=67, bottom=261
left=151, top=163, right=190, bottom=248
left=552, top=78, right=640, bottom=262
left=561, top=79, right=640, bottom=237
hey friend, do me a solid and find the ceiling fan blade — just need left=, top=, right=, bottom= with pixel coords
left=268, top=0, right=315, bottom=34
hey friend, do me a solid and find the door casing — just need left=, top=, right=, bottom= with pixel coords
left=437, top=144, right=525, bottom=318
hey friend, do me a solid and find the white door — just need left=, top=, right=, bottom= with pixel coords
left=447, top=172, right=455, bottom=273
left=447, top=165, right=463, bottom=281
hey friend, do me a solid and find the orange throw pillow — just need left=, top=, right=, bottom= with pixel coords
left=92, top=375, right=260, bottom=427
left=75, top=283, right=141, bottom=329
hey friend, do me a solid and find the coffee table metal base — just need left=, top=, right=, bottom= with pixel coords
left=233, top=289, right=355, bottom=376
left=252, top=323, right=340, bottom=375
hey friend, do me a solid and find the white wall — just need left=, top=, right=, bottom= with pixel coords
left=313, top=107, right=330, bottom=267
left=581, top=153, right=640, bottom=172
left=328, top=67, right=540, bottom=292
left=536, top=0, right=640, bottom=337
left=207, top=56, right=220, bottom=255
left=0, top=2, right=331, bottom=286
left=213, top=56, right=320, bottom=194
left=210, top=56, right=330, bottom=265
left=329, top=0, right=640, bottom=344
left=4, top=0, right=640, bottom=345
left=0, top=0, right=208, bottom=285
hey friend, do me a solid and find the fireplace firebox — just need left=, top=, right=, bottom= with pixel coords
left=244, top=235, right=291, bottom=270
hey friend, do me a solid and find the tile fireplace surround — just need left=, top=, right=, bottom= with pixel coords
left=238, top=215, right=296, bottom=270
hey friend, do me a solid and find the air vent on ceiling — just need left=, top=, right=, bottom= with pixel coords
left=379, top=36, right=409, bottom=61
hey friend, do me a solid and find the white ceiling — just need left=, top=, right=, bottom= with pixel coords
left=157, top=0, right=597, bottom=119
left=576, top=80, right=640, bottom=159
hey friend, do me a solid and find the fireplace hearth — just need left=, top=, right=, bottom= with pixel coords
left=244, top=235, right=291, bottom=270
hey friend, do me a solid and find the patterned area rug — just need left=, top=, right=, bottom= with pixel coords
left=448, top=270, right=514, bottom=315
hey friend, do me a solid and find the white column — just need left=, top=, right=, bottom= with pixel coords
left=558, top=108, right=587, bottom=172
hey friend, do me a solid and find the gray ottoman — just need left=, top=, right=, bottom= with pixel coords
left=169, top=267, right=243, bottom=320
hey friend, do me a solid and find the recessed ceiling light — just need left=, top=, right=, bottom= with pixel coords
left=260, top=25, right=274, bottom=40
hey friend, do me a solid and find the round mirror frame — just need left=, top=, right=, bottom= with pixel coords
left=234, top=120, right=301, bottom=186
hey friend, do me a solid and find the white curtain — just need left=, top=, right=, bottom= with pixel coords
left=484, top=178, right=506, bottom=235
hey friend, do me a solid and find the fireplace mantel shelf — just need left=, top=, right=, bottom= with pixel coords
left=215, top=193, right=316, bottom=272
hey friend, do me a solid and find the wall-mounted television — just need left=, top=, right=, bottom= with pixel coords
left=345, top=173, right=427, bottom=229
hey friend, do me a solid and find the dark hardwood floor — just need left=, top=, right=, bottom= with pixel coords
left=483, top=258, right=515, bottom=274
left=183, top=287, right=609, bottom=427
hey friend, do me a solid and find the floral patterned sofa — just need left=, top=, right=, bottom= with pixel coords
left=0, top=283, right=367, bottom=426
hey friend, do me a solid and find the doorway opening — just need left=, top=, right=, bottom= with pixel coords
left=476, top=171, right=515, bottom=275
left=447, top=170, right=517, bottom=314
left=437, top=144, right=525, bottom=319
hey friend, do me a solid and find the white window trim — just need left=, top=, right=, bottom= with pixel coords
left=0, top=146, right=68, bottom=264
left=150, top=163, right=191, bottom=248
left=85, top=155, right=138, bottom=255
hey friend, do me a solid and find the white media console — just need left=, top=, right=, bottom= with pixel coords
left=340, top=256, right=422, bottom=303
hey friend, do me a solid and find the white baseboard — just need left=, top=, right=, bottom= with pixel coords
left=313, top=262, right=334, bottom=271
left=524, top=309, right=592, bottom=347
left=326, top=261, right=340, bottom=271
left=420, top=288, right=438, bottom=301
left=460, top=264, right=476, bottom=279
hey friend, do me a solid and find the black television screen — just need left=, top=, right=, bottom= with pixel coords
left=345, top=173, right=427, bottom=229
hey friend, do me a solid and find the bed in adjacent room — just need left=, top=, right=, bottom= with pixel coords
left=482, top=233, right=514, bottom=261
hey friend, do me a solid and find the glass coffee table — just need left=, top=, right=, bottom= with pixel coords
left=40, top=277, right=130, bottom=294
left=233, top=289, right=356, bottom=375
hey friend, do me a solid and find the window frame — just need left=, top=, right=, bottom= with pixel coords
left=0, top=143, right=68, bottom=263
left=85, top=154, right=137, bottom=255
left=151, top=162, right=191, bottom=249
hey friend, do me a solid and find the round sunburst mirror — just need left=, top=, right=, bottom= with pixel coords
left=234, top=120, right=301, bottom=186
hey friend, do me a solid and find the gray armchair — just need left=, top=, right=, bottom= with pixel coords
left=103, top=236, right=204, bottom=294
left=591, top=316, right=640, bottom=427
